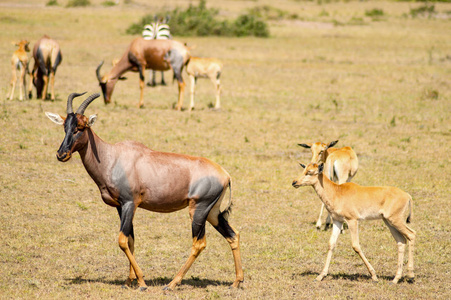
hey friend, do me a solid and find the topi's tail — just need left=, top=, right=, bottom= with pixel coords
left=220, top=179, right=233, bottom=221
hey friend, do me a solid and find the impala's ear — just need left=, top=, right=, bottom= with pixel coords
left=327, top=140, right=339, bottom=149
left=318, top=163, right=324, bottom=174
left=45, top=112, right=64, bottom=125
left=298, top=143, right=311, bottom=149
left=87, top=114, right=97, bottom=127
left=299, top=163, right=306, bottom=169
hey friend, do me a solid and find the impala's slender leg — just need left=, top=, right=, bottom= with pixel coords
left=189, top=75, right=196, bottom=111
left=317, top=219, right=342, bottom=281
left=118, top=202, right=147, bottom=290
left=347, top=219, right=378, bottom=281
left=316, top=204, right=325, bottom=230
left=21, top=64, right=28, bottom=100
left=164, top=200, right=207, bottom=290
left=210, top=73, right=221, bottom=110
left=9, top=63, right=17, bottom=100
left=383, top=218, right=416, bottom=283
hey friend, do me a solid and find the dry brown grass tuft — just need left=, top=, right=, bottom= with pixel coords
left=0, top=1, right=450, bottom=299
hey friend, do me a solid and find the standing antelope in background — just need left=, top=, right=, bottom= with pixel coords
left=29, top=35, right=62, bottom=100
left=298, top=140, right=358, bottom=230
left=96, top=37, right=190, bottom=109
left=8, top=40, right=30, bottom=101
left=186, top=57, right=223, bottom=111
left=292, top=162, right=415, bottom=284
left=45, top=92, right=243, bottom=291
left=142, top=15, right=171, bottom=87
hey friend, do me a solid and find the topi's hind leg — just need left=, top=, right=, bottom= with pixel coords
left=209, top=211, right=244, bottom=288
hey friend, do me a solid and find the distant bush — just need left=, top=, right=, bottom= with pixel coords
left=126, top=0, right=269, bottom=38
left=46, top=0, right=59, bottom=6
left=66, top=0, right=90, bottom=7
left=102, top=1, right=116, bottom=6
left=409, top=4, right=436, bottom=18
left=365, top=8, right=384, bottom=17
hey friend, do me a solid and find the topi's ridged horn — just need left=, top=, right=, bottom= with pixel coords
left=76, top=93, right=100, bottom=115
left=67, top=92, right=87, bottom=114
left=96, top=61, right=104, bottom=82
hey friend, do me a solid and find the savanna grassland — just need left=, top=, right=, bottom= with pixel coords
left=0, top=0, right=450, bottom=299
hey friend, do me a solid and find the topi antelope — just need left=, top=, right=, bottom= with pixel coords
left=186, top=57, right=223, bottom=111
left=96, top=37, right=190, bottom=109
left=298, top=140, right=358, bottom=230
left=292, top=163, right=415, bottom=284
left=8, top=40, right=30, bottom=101
left=45, top=92, right=243, bottom=291
left=28, top=35, right=62, bottom=100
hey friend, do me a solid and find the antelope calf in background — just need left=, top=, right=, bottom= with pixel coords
left=45, top=93, right=243, bottom=291
left=298, top=140, right=358, bottom=230
left=186, top=57, right=223, bottom=111
left=29, top=35, right=62, bottom=100
left=292, top=163, right=415, bottom=284
left=8, top=40, right=30, bottom=101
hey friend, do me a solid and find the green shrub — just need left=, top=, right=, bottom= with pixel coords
left=126, top=0, right=269, bottom=37
left=102, top=1, right=116, bottom=6
left=46, top=0, right=59, bottom=6
left=365, top=8, right=384, bottom=17
left=232, top=14, right=269, bottom=37
left=66, top=0, right=90, bottom=7
left=410, top=4, right=436, bottom=18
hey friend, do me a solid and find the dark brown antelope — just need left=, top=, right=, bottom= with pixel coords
left=45, top=92, right=243, bottom=291
left=8, top=40, right=30, bottom=101
left=28, top=35, right=62, bottom=100
left=292, top=163, right=415, bottom=284
left=96, top=37, right=190, bottom=109
left=298, top=140, right=358, bottom=230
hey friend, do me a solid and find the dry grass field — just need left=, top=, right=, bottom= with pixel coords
left=1, top=0, right=450, bottom=299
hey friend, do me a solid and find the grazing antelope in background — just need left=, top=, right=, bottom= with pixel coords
left=142, top=15, right=171, bottom=87
left=186, top=57, right=223, bottom=111
left=298, top=140, right=358, bottom=230
left=96, top=37, right=190, bottom=109
left=292, top=162, right=415, bottom=284
left=8, top=40, right=30, bottom=101
left=45, top=92, right=243, bottom=291
left=29, top=35, right=62, bottom=100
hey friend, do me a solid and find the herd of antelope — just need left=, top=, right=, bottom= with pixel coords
left=11, top=16, right=416, bottom=292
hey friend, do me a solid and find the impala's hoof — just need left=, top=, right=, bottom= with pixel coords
left=163, top=285, right=174, bottom=291
left=139, top=286, right=147, bottom=292
left=315, top=275, right=324, bottom=282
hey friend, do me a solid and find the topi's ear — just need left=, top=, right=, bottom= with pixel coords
left=45, top=112, right=64, bottom=125
left=326, top=140, right=339, bottom=149
left=299, top=163, right=306, bottom=169
left=298, top=143, right=311, bottom=149
left=87, top=114, right=97, bottom=127
left=318, top=163, right=324, bottom=174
